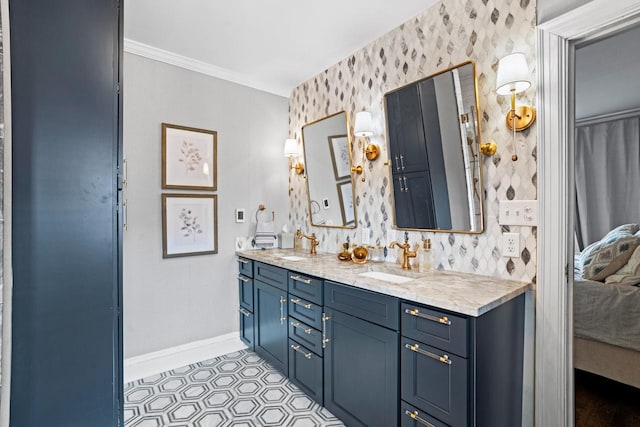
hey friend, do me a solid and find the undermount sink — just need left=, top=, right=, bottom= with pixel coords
left=358, top=271, right=415, bottom=284
left=279, top=255, right=307, bottom=261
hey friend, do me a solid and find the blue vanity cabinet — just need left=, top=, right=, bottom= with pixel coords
left=238, top=258, right=255, bottom=349
left=287, top=271, right=325, bottom=405
left=400, top=294, right=525, bottom=427
left=254, top=275, right=289, bottom=376
left=323, top=281, right=400, bottom=427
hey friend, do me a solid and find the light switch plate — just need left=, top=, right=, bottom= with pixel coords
left=499, top=200, right=538, bottom=226
left=502, top=232, right=520, bottom=258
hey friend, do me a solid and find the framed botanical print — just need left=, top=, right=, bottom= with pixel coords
left=328, top=134, right=350, bottom=181
left=336, top=181, right=355, bottom=226
left=162, top=123, right=217, bottom=190
left=162, top=194, right=218, bottom=258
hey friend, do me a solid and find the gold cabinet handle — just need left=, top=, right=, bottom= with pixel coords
left=290, top=298, right=313, bottom=309
left=290, top=344, right=313, bottom=360
left=238, top=307, right=251, bottom=317
left=279, top=297, right=287, bottom=324
left=290, top=275, right=312, bottom=284
left=322, top=313, right=330, bottom=348
left=405, top=410, right=436, bottom=427
left=290, top=321, right=313, bottom=335
left=405, top=343, right=452, bottom=365
left=238, top=258, right=250, bottom=264
left=404, top=308, right=451, bottom=325
left=238, top=276, right=250, bottom=283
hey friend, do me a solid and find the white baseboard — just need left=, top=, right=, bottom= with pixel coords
left=124, top=332, right=247, bottom=383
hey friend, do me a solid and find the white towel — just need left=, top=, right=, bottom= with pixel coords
left=254, top=220, right=277, bottom=248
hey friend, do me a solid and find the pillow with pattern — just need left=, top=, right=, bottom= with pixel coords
left=605, top=245, right=640, bottom=286
left=578, top=224, right=640, bottom=281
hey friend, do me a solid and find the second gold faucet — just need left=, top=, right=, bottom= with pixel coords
left=296, top=230, right=319, bottom=255
left=389, top=233, right=419, bottom=270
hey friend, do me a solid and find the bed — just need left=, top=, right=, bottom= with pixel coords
left=573, top=277, right=640, bottom=388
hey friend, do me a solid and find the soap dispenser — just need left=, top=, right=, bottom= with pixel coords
left=418, top=238, right=433, bottom=273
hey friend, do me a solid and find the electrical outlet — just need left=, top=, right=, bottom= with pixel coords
left=502, top=232, right=520, bottom=258
left=362, top=228, right=371, bottom=245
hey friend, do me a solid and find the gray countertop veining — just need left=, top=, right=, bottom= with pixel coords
left=236, top=249, right=531, bottom=317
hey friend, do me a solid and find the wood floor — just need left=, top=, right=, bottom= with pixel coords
left=575, top=369, right=640, bottom=427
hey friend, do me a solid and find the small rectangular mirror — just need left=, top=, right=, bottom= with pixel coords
left=384, top=61, right=484, bottom=233
left=302, top=111, right=357, bottom=228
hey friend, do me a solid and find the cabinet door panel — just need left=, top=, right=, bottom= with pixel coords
left=254, top=280, right=288, bottom=375
left=324, top=308, right=399, bottom=427
left=401, top=337, right=468, bottom=427
left=239, top=309, right=254, bottom=350
left=386, top=85, right=429, bottom=173
left=394, top=171, right=437, bottom=230
left=288, top=339, right=323, bottom=405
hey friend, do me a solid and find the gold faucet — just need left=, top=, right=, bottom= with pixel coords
left=389, top=235, right=418, bottom=270
left=296, top=230, right=319, bottom=255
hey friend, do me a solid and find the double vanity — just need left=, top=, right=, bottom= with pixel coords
left=236, top=249, right=530, bottom=427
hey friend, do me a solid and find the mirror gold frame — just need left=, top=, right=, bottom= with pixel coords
left=301, top=110, right=358, bottom=229
left=383, top=60, right=486, bottom=234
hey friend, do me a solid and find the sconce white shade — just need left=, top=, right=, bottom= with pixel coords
left=354, top=111, right=374, bottom=137
left=283, top=138, right=298, bottom=157
left=496, top=52, right=531, bottom=96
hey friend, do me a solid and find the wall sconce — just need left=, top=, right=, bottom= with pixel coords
left=350, top=111, right=380, bottom=177
left=495, top=52, right=536, bottom=161
left=284, top=138, right=304, bottom=175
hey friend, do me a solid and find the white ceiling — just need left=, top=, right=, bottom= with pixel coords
left=124, top=1, right=439, bottom=97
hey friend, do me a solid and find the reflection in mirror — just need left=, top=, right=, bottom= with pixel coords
left=384, top=61, right=484, bottom=233
left=302, top=111, right=357, bottom=228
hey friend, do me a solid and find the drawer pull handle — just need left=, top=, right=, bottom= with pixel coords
left=290, top=344, right=313, bottom=360
left=290, top=275, right=312, bottom=284
left=405, top=343, right=452, bottom=365
left=238, top=276, right=250, bottom=282
left=279, top=297, right=287, bottom=324
left=405, top=410, right=436, bottom=427
left=290, top=321, right=313, bottom=335
left=290, top=298, right=313, bottom=309
left=322, top=313, right=330, bottom=348
left=405, top=308, right=451, bottom=325
left=238, top=259, right=250, bottom=265
left=238, top=307, right=251, bottom=317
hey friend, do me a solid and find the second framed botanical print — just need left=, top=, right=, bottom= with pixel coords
left=162, top=123, right=217, bottom=190
left=162, top=194, right=218, bottom=258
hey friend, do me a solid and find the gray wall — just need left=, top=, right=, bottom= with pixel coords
left=537, top=0, right=593, bottom=23
left=123, top=53, right=289, bottom=358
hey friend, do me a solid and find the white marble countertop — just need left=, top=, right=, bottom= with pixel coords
left=236, top=249, right=531, bottom=317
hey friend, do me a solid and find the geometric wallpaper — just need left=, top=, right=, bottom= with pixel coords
left=288, top=0, right=538, bottom=284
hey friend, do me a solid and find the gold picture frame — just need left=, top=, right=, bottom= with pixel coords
left=162, top=194, right=218, bottom=258
left=328, top=134, right=350, bottom=181
left=162, top=123, right=217, bottom=190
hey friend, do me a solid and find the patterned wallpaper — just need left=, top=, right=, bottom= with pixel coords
left=288, top=0, right=537, bottom=283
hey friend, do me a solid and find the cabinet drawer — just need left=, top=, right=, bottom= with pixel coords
left=238, top=276, right=253, bottom=311
left=401, top=337, right=468, bottom=427
left=288, top=273, right=323, bottom=305
left=288, top=296, right=322, bottom=330
left=238, top=257, right=253, bottom=277
left=401, top=401, right=449, bottom=427
left=288, top=318, right=323, bottom=356
left=288, top=339, right=323, bottom=405
left=401, top=302, right=469, bottom=357
left=325, top=281, right=399, bottom=330
left=239, top=308, right=254, bottom=350
left=255, top=262, right=287, bottom=292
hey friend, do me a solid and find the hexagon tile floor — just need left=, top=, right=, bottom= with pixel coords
left=124, top=349, right=345, bottom=427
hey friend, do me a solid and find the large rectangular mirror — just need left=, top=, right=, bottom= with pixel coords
left=384, top=61, right=484, bottom=233
left=302, top=111, right=357, bottom=228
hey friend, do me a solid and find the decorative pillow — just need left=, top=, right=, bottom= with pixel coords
left=605, top=245, right=640, bottom=286
left=578, top=224, right=640, bottom=281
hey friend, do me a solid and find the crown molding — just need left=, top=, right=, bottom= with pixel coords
left=123, top=38, right=290, bottom=98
